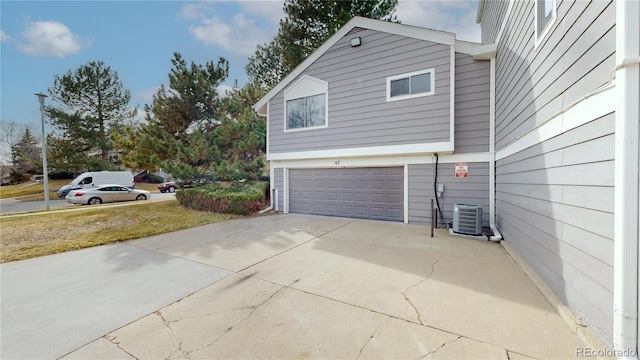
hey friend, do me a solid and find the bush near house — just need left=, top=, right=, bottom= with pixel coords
left=175, top=181, right=268, bottom=215
left=48, top=169, right=75, bottom=180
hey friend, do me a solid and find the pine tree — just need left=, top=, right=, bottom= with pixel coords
left=46, top=60, right=135, bottom=171
left=114, top=53, right=229, bottom=179
left=10, top=128, right=41, bottom=174
left=246, top=0, right=399, bottom=89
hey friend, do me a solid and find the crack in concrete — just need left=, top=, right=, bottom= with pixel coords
left=156, top=311, right=190, bottom=360
left=187, top=285, right=286, bottom=355
left=403, top=292, right=425, bottom=325
left=420, top=336, right=461, bottom=359
left=402, top=253, right=446, bottom=325
left=356, top=317, right=391, bottom=359
left=164, top=308, right=238, bottom=324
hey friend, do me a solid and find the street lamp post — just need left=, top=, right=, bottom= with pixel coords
left=35, top=93, right=49, bottom=211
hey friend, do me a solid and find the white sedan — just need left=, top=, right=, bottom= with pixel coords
left=66, top=184, right=151, bottom=205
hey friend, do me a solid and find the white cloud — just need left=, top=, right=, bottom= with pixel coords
left=18, top=21, right=90, bottom=58
left=134, top=85, right=162, bottom=102
left=188, top=13, right=270, bottom=56
left=0, top=30, right=10, bottom=42
left=131, top=108, right=148, bottom=125
left=217, top=84, right=233, bottom=98
left=237, top=0, right=285, bottom=26
left=395, top=0, right=481, bottom=42
left=179, top=1, right=216, bottom=20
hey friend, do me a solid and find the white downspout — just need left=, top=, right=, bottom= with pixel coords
left=260, top=162, right=278, bottom=215
left=488, top=56, right=502, bottom=242
left=614, top=0, right=640, bottom=357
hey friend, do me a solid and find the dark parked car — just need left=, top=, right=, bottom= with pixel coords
left=134, top=171, right=165, bottom=184
left=157, top=181, right=177, bottom=193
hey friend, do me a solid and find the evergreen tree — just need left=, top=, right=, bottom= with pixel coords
left=10, top=128, right=41, bottom=174
left=115, top=53, right=229, bottom=179
left=213, top=83, right=267, bottom=180
left=46, top=60, right=135, bottom=171
left=246, top=0, right=399, bottom=89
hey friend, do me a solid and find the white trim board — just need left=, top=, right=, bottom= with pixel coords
left=450, top=45, right=456, bottom=146
left=403, top=164, right=409, bottom=224
left=495, top=85, right=616, bottom=161
left=270, top=152, right=490, bottom=169
left=268, top=142, right=455, bottom=161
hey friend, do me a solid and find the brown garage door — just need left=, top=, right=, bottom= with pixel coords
left=289, top=167, right=404, bottom=222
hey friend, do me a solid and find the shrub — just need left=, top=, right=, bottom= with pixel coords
left=176, top=181, right=268, bottom=215
left=9, top=170, right=30, bottom=184
left=145, top=173, right=164, bottom=183
left=49, top=169, right=75, bottom=180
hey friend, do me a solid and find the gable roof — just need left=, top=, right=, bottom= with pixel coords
left=253, top=16, right=481, bottom=115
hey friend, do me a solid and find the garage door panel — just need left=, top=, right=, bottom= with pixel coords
left=289, top=167, right=404, bottom=222
left=387, top=194, right=402, bottom=203
left=354, top=193, right=368, bottom=202
left=387, top=208, right=402, bottom=218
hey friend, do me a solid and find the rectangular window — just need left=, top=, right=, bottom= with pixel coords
left=286, top=94, right=326, bottom=130
left=387, top=69, right=435, bottom=102
left=535, top=0, right=556, bottom=46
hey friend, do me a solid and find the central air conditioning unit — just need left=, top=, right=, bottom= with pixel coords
left=453, top=204, right=483, bottom=235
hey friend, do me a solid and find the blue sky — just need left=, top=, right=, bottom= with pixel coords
left=0, top=0, right=480, bottom=134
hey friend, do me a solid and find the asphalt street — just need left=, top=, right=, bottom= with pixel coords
left=0, top=193, right=176, bottom=215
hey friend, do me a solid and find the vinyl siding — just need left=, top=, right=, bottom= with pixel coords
left=495, top=113, right=615, bottom=345
left=480, top=0, right=510, bottom=44
left=268, top=28, right=452, bottom=154
left=454, top=53, right=490, bottom=153
left=494, top=0, right=615, bottom=149
left=408, top=162, right=489, bottom=227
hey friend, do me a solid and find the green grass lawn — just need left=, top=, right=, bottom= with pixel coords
left=0, top=180, right=68, bottom=199
left=1, top=201, right=236, bottom=263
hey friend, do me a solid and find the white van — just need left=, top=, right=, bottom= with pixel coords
left=57, top=171, right=134, bottom=197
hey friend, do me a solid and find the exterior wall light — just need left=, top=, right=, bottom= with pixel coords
left=350, top=37, right=362, bottom=47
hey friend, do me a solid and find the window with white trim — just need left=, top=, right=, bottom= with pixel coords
left=386, top=69, right=435, bottom=102
left=283, top=75, right=328, bottom=132
left=535, top=0, right=556, bottom=46
left=286, top=94, right=326, bottom=129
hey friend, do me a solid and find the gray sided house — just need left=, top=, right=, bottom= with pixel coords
left=255, top=2, right=640, bottom=355
left=478, top=0, right=639, bottom=354
left=255, top=17, right=495, bottom=229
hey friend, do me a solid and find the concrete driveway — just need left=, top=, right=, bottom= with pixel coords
left=2, top=214, right=586, bottom=359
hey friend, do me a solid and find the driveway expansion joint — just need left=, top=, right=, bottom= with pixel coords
left=239, top=219, right=358, bottom=273
left=104, top=335, right=140, bottom=360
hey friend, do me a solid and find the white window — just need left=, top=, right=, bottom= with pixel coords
left=283, top=75, right=328, bottom=132
left=286, top=94, right=326, bottom=129
left=535, top=0, right=556, bottom=47
left=386, top=69, right=435, bottom=102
